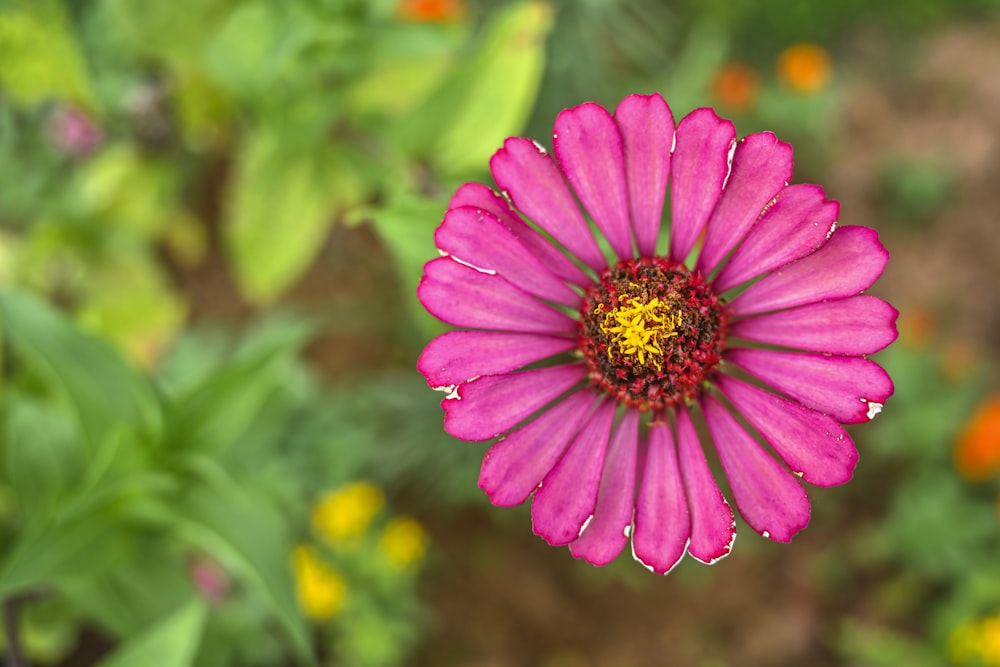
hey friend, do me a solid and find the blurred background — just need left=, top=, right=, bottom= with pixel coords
left=1, top=0, right=999, bottom=665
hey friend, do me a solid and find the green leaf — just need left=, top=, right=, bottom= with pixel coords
left=161, top=317, right=318, bottom=454
left=390, top=1, right=552, bottom=174
left=0, top=491, right=132, bottom=598
left=0, top=0, right=94, bottom=106
left=656, top=21, right=729, bottom=116
left=3, top=398, right=84, bottom=518
left=347, top=22, right=467, bottom=119
left=224, top=131, right=364, bottom=303
left=170, top=459, right=314, bottom=665
left=94, top=599, right=208, bottom=667
left=172, top=65, right=234, bottom=149
left=202, top=2, right=314, bottom=97
left=837, top=619, right=942, bottom=667
left=0, top=290, right=162, bottom=450
left=72, top=146, right=179, bottom=238
left=203, top=3, right=278, bottom=92
left=166, top=334, right=302, bottom=460
left=103, top=0, right=229, bottom=68
left=61, top=545, right=194, bottom=639
left=76, top=256, right=188, bottom=369
left=369, top=193, right=447, bottom=336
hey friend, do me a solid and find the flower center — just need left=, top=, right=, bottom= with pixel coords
left=579, top=257, right=727, bottom=411
left=598, top=296, right=681, bottom=369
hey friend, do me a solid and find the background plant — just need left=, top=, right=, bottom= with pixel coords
left=1, top=0, right=999, bottom=665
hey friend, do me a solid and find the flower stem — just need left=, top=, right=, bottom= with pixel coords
left=3, top=596, right=27, bottom=667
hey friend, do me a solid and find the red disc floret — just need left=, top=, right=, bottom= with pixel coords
left=579, top=256, right=728, bottom=411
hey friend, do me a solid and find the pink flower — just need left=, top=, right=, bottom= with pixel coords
left=47, top=105, right=103, bottom=158
left=416, top=94, right=896, bottom=573
left=189, top=556, right=230, bottom=604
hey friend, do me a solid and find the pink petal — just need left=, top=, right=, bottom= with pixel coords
left=530, top=400, right=617, bottom=546
left=727, top=225, right=889, bottom=317
left=701, top=395, right=811, bottom=542
left=443, top=364, right=587, bottom=441
left=553, top=103, right=633, bottom=260
left=675, top=405, right=735, bottom=563
left=730, top=295, right=899, bottom=355
left=725, top=348, right=895, bottom=424
left=449, top=183, right=591, bottom=287
left=696, top=133, right=794, bottom=275
left=615, top=94, right=674, bottom=257
left=712, top=184, right=838, bottom=292
left=449, top=183, right=522, bottom=228
left=479, top=390, right=599, bottom=506
left=435, top=206, right=581, bottom=306
left=490, top=137, right=606, bottom=272
left=418, top=330, right=576, bottom=389
left=418, top=257, right=577, bottom=335
left=668, top=108, right=736, bottom=262
left=632, top=417, right=691, bottom=574
left=570, top=409, right=640, bottom=566
left=716, top=375, right=858, bottom=487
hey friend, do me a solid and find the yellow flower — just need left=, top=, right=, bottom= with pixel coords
left=777, top=43, right=833, bottom=94
left=984, top=616, right=1000, bottom=664
left=291, top=545, right=347, bottom=621
left=312, top=482, right=385, bottom=544
left=711, top=62, right=759, bottom=113
left=378, top=517, right=429, bottom=570
left=950, top=612, right=1000, bottom=665
left=954, top=396, right=1000, bottom=482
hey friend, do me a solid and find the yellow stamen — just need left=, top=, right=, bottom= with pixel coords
left=599, top=296, right=681, bottom=369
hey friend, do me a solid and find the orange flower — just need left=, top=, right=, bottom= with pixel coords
left=777, top=43, right=833, bottom=94
left=397, top=0, right=465, bottom=23
left=955, top=396, right=1000, bottom=481
left=711, top=63, right=759, bottom=113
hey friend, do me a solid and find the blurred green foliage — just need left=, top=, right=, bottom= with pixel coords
left=877, top=157, right=955, bottom=229
left=834, top=336, right=1000, bottom=666
left=1, top=0, right=999, bottom=665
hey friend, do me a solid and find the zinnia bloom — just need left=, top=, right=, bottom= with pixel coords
left=417, top=93, right=896, bottom=573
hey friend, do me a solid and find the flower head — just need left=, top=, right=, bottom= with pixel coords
left=950, top=612, right=1000, bottom=666
left=416, top=93, right=896, bottom=572
left=954, top=396, right=1000, bottom=482
left=378, top=517, right=429, bottom=570
left=292, top=545, right=348, bottom=621
left=396, top=0, right=465, bottom=23
left=312, top=482, right=385, bottom=544
left=189, top=555, right=230, bottom=605
left=712, top=62, right=759, bottom=112
left=777, top=43, right=833, bottom=94
left=47, top=105, right=103, bottom=158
